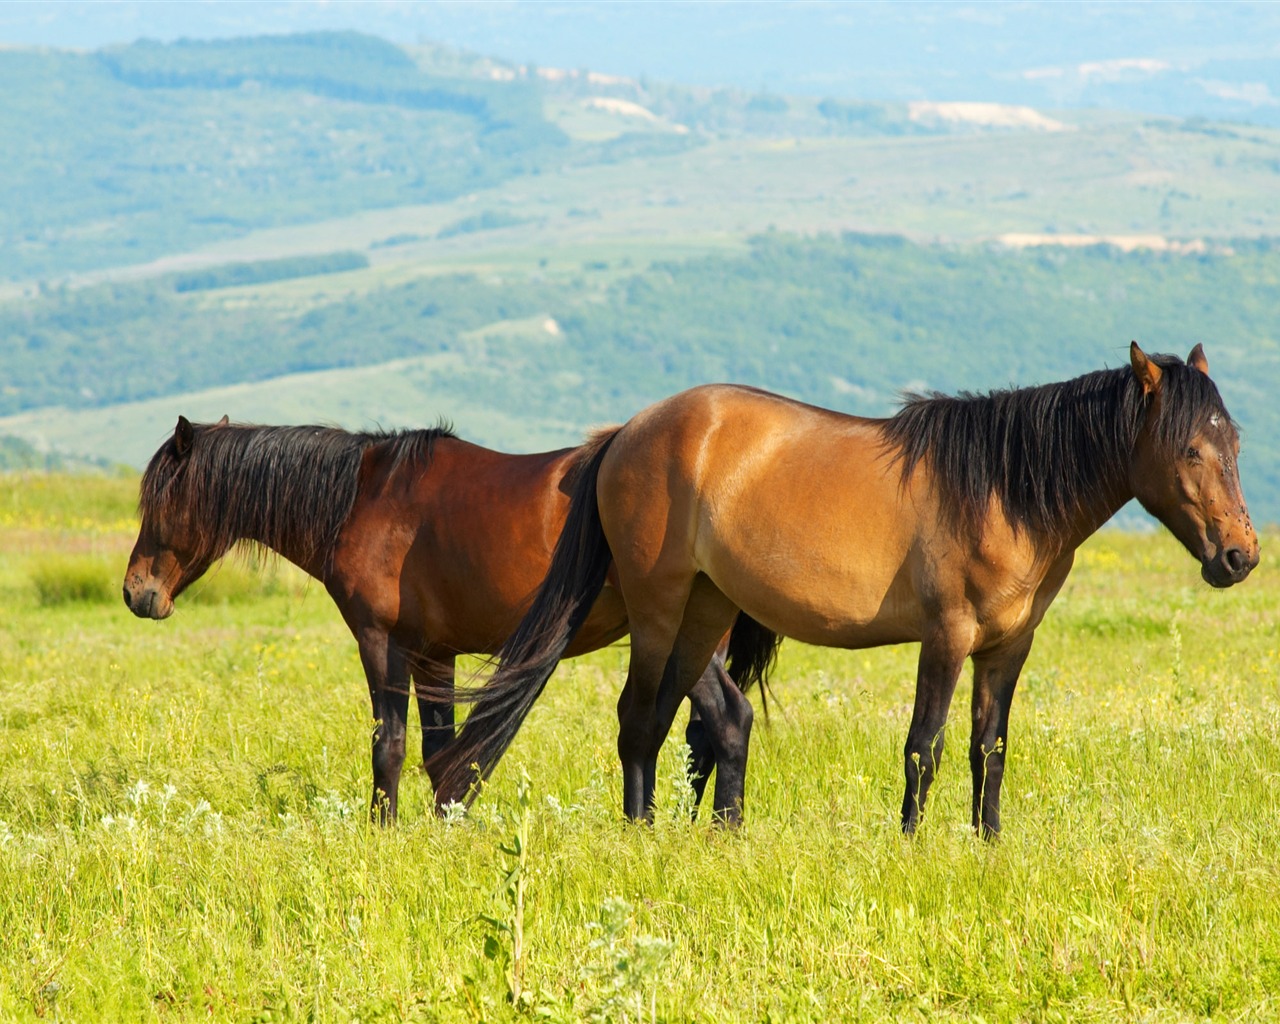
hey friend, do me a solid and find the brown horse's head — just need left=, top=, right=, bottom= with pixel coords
left=123, top=415, right=228, bottom=619
left=1128, top=342, right=1258, bottom=588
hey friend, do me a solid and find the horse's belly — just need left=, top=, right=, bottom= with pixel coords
left=705, top=550, right=919, bottom=649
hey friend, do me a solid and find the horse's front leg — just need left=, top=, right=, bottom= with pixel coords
left=685, top=653, right=753, bottom=825
left=413, top=654, right=456, bottom=772
left=901, top=625, right=970, bottom=833
left=683, top=701, right=714, bottom=810
left=969, top=633, right=1034, bottom=839
left=358, top=630, right=411, bottom=825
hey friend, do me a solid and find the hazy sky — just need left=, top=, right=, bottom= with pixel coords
left=1, top=2, right=1274, bottom=92
left=3, top=2, right=1279, bottom=121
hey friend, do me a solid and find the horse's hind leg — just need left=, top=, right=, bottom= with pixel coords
left=359, top=631, right=411, bottom=825
left=412, top=654, right=456, bottom=771
left=685, top=655, right=753, bottom=826
left=969, top=633, right=1033, bottom=838
left=618, top=575, right=739, bottom=822
left=901, top=625, right=970, bottom=834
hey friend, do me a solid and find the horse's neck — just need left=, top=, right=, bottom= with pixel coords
left=223, top=447, right=342, bottom=581
left=250, top=529, right=330, bottom=581
left=1062, top=463, right=1135, bottom=551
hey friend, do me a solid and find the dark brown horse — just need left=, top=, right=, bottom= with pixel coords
left=429, top=343, right=1258, bottom=835
left=123, top=417, right=764, bottom=823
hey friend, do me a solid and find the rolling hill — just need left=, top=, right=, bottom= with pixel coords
left=3, top=31, right=1279, bottom=523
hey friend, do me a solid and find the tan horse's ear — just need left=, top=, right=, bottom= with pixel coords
left=215, top=414, right=230, bottom=427
left=1187, top=344, right=1209, bottom=376
left=174, top=416, right=195, bottom=457
left=1130, top=341, right=1163, bottom=396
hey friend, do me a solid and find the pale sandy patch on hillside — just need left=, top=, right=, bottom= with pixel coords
left=586, top=97, right=659, bottom=122
left=1199, top=80, right=1278, bottom=106
left=533, top=67, right=636, bottom=88
left=1078, top=58, right=1170, bottom=81
left=1125, top=169, right=1176, bottom=187
left=587, top=71, right=635, bottom=87
left=997, top=233, right=1211, bottom=254
left=908, top=101, right=1069, bottom=132
left=585, top=97, right=690, bottom=134
left=1023, top=58, right=1170, bottom=83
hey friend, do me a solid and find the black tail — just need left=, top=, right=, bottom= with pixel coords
left=725, top=612, right=781, bottom=699
left=425, top=428, right=620, bottom=806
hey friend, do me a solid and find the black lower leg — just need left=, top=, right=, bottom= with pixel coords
left=684, top=708, right=716, bottom=812
left=901, top=726, right=946, bottom=834
left=900, top=635, right=967, bottom=834
left=969, top=742, right=1006, bottom=838
left=371, top=687, right=410, bottom=825
left=413, top=656, right=456, bottom=768
left=969, top=638, right=1029, bottom=838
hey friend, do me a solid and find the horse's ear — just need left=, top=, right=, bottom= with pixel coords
left=1187, top=343, right=1209, bottom=376
left=215, top=414, right=229, bottom=427
left=1130, top=341, right=1163, bottom=396
left=174, top=416, right=195, bottom=457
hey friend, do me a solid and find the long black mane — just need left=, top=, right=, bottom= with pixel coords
left=139, top=421, right=455, bottom=569
left=880, top=354, right=1233, bottom=538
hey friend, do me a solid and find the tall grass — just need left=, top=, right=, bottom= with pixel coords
left=29, top=554, right=117, bottom=605
left=0, top=476, right=1277, bottom=1020
left=25, top=544, right=302, bottom=608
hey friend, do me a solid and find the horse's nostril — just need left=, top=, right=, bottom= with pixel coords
left=1224, top=547, right=1248, bottom=575
left=122, top=586, right=133, bottom=609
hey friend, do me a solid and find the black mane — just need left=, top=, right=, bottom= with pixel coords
left=139, top=421, right=455, bottom=569
left=879, top=354, right=1233, bottom=538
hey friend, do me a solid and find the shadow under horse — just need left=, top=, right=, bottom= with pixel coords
left=124, top=417, right=774, bottom=823
left=429, top=343, right=1258, bottom=835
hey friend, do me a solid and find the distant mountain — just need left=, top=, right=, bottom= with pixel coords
left=5, top=2, right=1280, bottom=126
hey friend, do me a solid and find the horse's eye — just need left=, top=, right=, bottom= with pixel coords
left=1186, top=446, right=1201, bottom=462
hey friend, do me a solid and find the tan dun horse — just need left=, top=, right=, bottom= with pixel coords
left=428, top=343, right=1258, bottom=835
left=123, top=417, right=768, bottom=823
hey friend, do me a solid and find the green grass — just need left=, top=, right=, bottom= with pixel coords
left=28, top=554, right=118, bottom=606
left=0, top=476, right=1278, bottom=1020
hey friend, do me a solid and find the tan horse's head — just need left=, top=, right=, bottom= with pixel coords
left=123, top=416, right=227, bottom=619
left=1128, top=342, right=1258, bottom=588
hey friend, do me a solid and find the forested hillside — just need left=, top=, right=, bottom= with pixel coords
left=0, top=33, right=565, bottom=279
left=3, top=233, right=1277, bottom=518
left=0, top=32, right=944, bottom=282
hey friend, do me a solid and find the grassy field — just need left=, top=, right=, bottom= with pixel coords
left=1, top=474, right=1278, bottom=1021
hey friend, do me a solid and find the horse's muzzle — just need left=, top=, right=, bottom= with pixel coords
left=123, top=585, right=173, bottom=620
left=1202, top=544, right=1259, bottom=588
